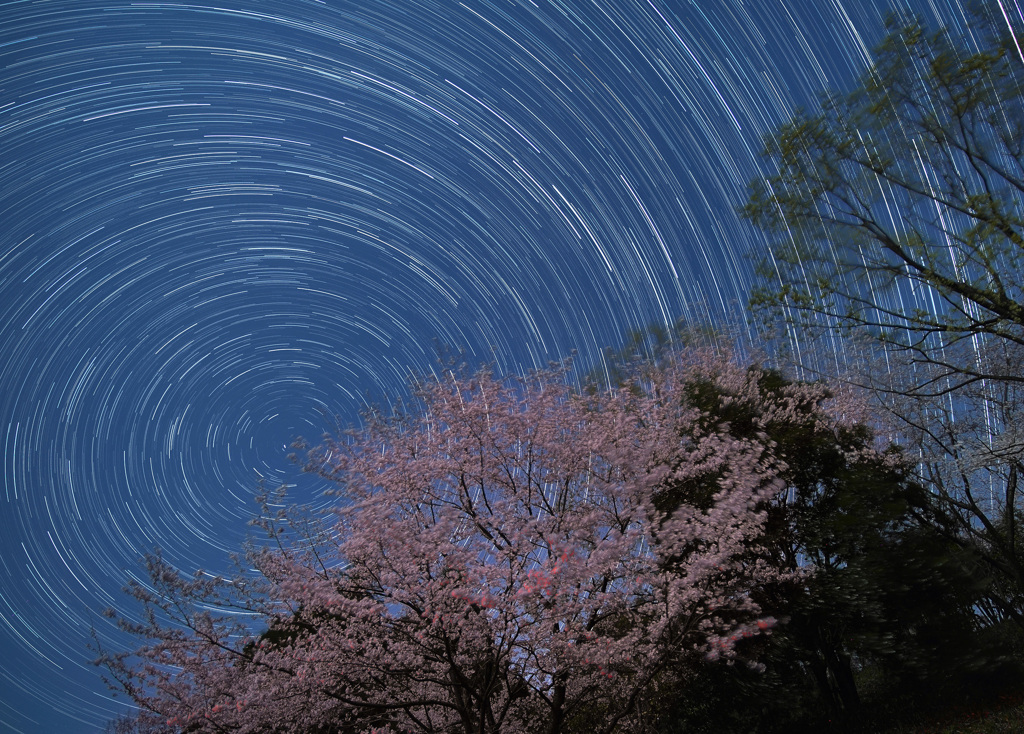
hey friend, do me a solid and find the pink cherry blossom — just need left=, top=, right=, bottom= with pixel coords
left=96, top=350, right=873, bottom=733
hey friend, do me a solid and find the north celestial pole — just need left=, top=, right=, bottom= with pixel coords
left=0, top=1, right=983, bottom=731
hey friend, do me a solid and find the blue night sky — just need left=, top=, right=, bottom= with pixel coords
left=0, top=0, right=994, bottom=731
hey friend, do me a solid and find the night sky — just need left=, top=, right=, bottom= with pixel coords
left=0, top=1, right=991, bottom=731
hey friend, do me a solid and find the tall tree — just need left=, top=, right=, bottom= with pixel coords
left=744, top=9, right=1024, bottom=389
left=744, top=10, right=1024, bottom=628
left=100, top=352, right=851, bottom=734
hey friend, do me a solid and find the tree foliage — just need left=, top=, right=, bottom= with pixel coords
left=871, top=356, right=1024, bottom=626
left=624, top=355, right=984, bottom=732
left=744, top=10, right=1024, bottom=632
left=744, top=9, right=1024, bottom=391
left=97, top=340, right=1024, bottom=732
left=96, top=351, right=904, bottom=733
left=592, top=326, right=1014, bottom=731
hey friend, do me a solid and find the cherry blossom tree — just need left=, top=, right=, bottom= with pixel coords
left=97, top=351, right=878, bottom=733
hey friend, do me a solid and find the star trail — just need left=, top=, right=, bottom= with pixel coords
left=0, top=0, right=984, bottom=730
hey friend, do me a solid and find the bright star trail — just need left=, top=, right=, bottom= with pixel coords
left=0, top=1, right=982, bottom=731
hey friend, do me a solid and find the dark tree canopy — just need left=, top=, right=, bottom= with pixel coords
left=590, top=337, right=1007, bottom=732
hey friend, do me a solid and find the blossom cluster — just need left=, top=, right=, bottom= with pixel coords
left=99, top=351, right=878, bottom=733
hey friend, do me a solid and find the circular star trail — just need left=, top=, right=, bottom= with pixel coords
left=0, top=0, right=982, bottom=730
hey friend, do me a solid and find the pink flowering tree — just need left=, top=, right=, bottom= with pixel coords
left=96, top=351, right=864, bottom=733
